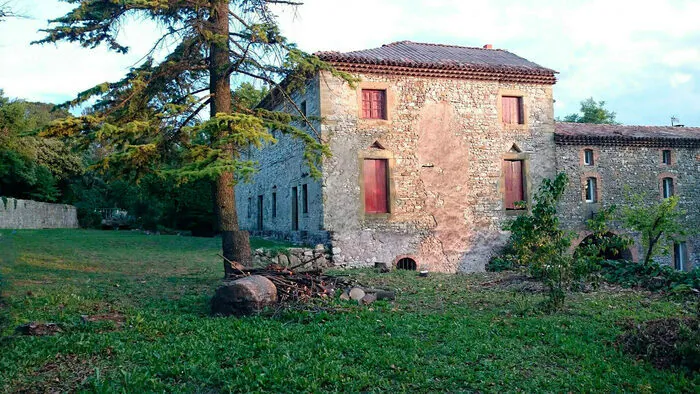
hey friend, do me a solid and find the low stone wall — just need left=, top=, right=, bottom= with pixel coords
left=252, top=245, right=331, bottom=270
left=0, top=197, right=79, bottom=229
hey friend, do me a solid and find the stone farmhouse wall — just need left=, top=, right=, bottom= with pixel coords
left=235, top=75, right=329, bottom=246
left=0, top=197, right=79, bottom=229
left=317, top=71, right=556, bottom=272
left=556, top=143, right=699, bottom=270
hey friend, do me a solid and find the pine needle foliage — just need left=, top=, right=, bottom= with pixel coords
left=33, top=0, right=357, bottom=267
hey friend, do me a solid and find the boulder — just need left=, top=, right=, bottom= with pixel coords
left=211, top=275, right=278, bottom=317
left=349, top=287, right=366, bottom=301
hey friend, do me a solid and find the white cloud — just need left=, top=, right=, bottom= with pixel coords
left=1, top=0, right=699, bottom=126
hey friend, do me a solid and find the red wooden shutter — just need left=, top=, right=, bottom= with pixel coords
left=362, top=90, right=371, bottom=118
left=504, top=160, right=524, bottom=209
left=361, top=90, right=386, bottom=119
left=363, top=159, right=388, bottom=213
left=502, top=96, right=521, bottom=124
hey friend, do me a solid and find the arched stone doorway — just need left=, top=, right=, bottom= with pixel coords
left=575, top=232, right=633, bottom=261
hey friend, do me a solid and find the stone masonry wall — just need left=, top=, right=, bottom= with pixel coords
left=0, top=197, right=79, bottom=229
left=235, top=76, right=329, bottom=246
left=318, top=71, right=556, bottom=272
left=556, top=144, right=700, bottom=270
left=251, top=244, right=331, bottom=270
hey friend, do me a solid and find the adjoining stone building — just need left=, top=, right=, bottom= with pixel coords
left=235, top=40, right=699, bottom=273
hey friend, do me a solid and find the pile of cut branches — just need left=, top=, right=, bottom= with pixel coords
left=226, top=263, right=353, bottom=303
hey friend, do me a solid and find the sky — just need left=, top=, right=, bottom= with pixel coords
left=1, top=0, right=699, bottom=126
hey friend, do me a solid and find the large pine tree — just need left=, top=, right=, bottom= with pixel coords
left=36, top=0, right=350, bottom=275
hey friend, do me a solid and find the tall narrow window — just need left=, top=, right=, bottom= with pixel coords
left=662, top=150, right=672, bottom=165
left=257, top=195, right=263, bottom=230
left=361, top=89, right=386, bottom=119
left=502, top=96, right=524, bottom=125
left=662, top=177, right=674, bottom=198
left=363, top=159, right=389, bottom=214
left=674, top=242, right=687, bottom=271
left=504, top=160, right=525, bottom=210
left=291, top=187, right=299, bottom=230
left=300, top=100, right=307, bottom=116
left=302, top=184, right=308, bottom=213
left=272, top=192, right=277, bottom=218
left=584, top=149, right=594, bottom=166
left=585, top=177, right=597, bottom=202
left=247, top=197, right=252, bottom=218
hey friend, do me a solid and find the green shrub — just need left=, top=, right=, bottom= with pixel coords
left=600, top=259, right=699, bottom=292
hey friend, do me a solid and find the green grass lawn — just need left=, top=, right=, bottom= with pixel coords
left=0, top=229, right=697, bottom=392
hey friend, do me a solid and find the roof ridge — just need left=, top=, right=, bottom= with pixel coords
left=383, top=40, right=502, bottom=51
left=557, top=122, right=700, bottom=130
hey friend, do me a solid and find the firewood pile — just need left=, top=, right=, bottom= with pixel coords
left=226, top=263, right=354, bottom=303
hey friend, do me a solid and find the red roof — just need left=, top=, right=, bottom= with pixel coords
left=315, top=41, right=557, bottom=84
left=554, top=122, right=700, bottom=148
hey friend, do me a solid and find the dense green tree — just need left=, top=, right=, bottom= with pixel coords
left=36, top=0, right=353, bottom=275
left=563, top=97, right=619, bottom=124
left=0, top=90, right=81, bottom=201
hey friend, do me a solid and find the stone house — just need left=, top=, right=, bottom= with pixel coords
left=235, top=40, right=699, bottom=272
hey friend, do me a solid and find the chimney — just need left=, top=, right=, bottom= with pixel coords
left=483, top=44, right=493, bottom=49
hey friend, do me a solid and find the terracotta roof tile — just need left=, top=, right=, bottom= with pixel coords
left=554, top=122, right=700, bottom=148
left=315, top=41, right=557, bottom=84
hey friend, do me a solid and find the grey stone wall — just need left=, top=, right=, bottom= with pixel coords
left=235, top=76, right=329, bottom=246
left=556, top=144, right=699, bottom=270
left=252, top=244, right=331, bottom=270
left=318, top=71, right=556, bottom=272
left=0, top=197, right=79, bottom=229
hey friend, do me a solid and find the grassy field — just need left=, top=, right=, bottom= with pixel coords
left=0, top=229, right=697, bottom=392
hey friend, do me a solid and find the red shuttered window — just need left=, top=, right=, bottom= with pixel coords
left=504, top=160, right=525, bottom=210
left=363, top=159, right=389, bottom=214
left=361, top=89, right=386, bottom=119
left=502, top=96, right=524, bottom=125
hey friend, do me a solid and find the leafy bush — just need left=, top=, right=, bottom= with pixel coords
left=601, top=259, right=699, bottom=292
left=504, top=173, right=595, bottom=309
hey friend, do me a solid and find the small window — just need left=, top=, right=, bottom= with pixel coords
left=272, top=192, right=277, bottom=218
left=584, top=149, right=594, bottom=166
left=662, top=177, right=674, bottom=198
left=674, top=242, right=687, bottom=271
left=300, top=100, right=307, bottom=116
left=247, top=197, right=252, bottom=218
left=257, top=195, right=264, bottom=230
left=585, top=177, right=597, bottom=202
left=361, top=89, right=386, bottom=119
left=662, top=150, right=671, bottom=165
left=302, top=184, right=308, bottom=214
left=502, top=96, right=524, bottom=125
left=291, top=187, right=299, bottom=231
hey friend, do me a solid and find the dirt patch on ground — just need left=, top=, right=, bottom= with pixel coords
left=16, top=354, right=100, bottom=393
left=15, top=322, right=63, bottom=336
left=81, top=313, right=126, bottom=331
left=480, top=273, right=547, bottom=293
left=617, top=317, right=699, bottom=371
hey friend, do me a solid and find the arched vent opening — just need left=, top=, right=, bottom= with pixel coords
left=396, top=257, right=417, bottom=271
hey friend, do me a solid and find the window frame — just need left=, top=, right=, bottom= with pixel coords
left=501, top=95, right=524, bottom=125
left=271, top=191, right=277, bottom=218
left=503, top=159, right=526, bottom=210
left=302, top=184, right=309, bottom=214
left=360, top=89, right=387, bottom=120
left=662, top=177, right=674, bottom=198
left=674, top=242, right=687, bottom=271
left=662, top=149, right=672, bottom=165
left=584, top=149, right=594, bottom=166
left=585, top=177, right=598, bottom=203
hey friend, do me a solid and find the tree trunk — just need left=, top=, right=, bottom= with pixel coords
left=209, top=1, right=251, bottom=275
